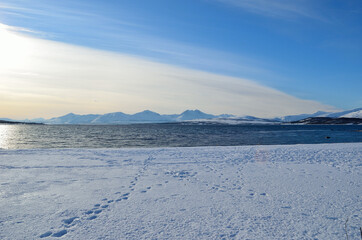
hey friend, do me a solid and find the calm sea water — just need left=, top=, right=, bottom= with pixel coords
left=0, top=123, right=361, bottom=149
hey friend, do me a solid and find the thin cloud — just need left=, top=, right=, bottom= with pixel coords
left=0, top=22, right=36, bottom=34
left=216, top=0, right=328, bottom=22
left=0, top=1, right=279, bottom=82
left=0, top=1, right=142, bottom=28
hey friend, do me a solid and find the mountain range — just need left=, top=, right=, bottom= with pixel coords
left=1, top=108, right=361, bottom=125
left=24, top=110, right=234, bottom=124
left=275, top=108, right=362, bottom=122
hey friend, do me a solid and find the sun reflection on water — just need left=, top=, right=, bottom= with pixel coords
left=0, top=125, right=14, bottom=149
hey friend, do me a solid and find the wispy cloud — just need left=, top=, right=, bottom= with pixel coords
left=0, top=2, right=93, bottom=19
left=0, top=1, right=278, bottom=83
left=0, top=0, right=143, bottom=44
left=0, top=22, right=36, bottom=34
left=215, top=0, right=327, bottom=21
left=109, top=32, right=275, bottom=79
left=0, top=1, right=142, bottom=28
left=0, top=25, right=337, bottom=119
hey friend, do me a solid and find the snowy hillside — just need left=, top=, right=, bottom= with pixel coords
left=276, top=111, right=331, bottom=122
left=0, top=143, right=361, bottom=239
left=276, top=108, right=362, bottom=122
left=341, top=109, right=362, bottom=118
left=323, top=108, right=362, bottom=118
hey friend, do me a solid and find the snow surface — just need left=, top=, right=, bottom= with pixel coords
left=340, top=110, right=362, bottom=119
left=0, top=143, right=361, bottom=239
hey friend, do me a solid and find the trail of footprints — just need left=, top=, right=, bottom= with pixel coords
left=39, top=165, right=152, bottom=238
left=38, top=153, right=231, bottom=238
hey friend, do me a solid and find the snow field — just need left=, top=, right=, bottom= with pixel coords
left=0, top=143, right=361, bottom=239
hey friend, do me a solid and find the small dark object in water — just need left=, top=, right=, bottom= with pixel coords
left=325, top=136, right=331, bottom=139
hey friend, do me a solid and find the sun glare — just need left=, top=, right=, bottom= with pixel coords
left=0, top=23, right=35, bottom=70
left=0, top=125, right=14, bottom=149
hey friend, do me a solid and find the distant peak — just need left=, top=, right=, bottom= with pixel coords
left=141, top=110, right=154, bottom=113
left=133, top=110, right=160, bottom=116
left=182, top=109, right=203, bottom=114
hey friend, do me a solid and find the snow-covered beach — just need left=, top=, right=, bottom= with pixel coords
left=1, top=143, right=361, bottom=239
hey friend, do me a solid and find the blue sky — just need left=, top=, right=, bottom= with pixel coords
left=0, top=0, right=361, bottom=118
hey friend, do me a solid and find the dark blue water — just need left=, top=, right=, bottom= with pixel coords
left=0, top=123, right=361, bottom=149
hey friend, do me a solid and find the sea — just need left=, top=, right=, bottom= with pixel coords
left=0, top=123, right=361, bottom=149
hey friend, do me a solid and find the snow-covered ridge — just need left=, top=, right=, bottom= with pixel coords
left=275, top=107, right=362, bottom=122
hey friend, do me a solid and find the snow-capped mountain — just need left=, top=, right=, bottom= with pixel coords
left=130, top=110, right=171, bottom=122
left=38, top=110, right=230, bottom=124
left=176, top=110, right=216, bottom=121
left=275, top=108, right=362, bottom=122
left=275, top=111, right=331, bottom=122
left=47, top=113, right=101, bottom=124
left=92, top=112, right=131, bottom=124
left=322, top=108, right=362, bottom=118
left=340, top=110, right=362, bottom=118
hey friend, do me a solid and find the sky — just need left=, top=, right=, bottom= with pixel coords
left=0, top=0, right=361, bottom=119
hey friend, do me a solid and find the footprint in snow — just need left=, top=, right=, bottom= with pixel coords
left=94, top=209, right=102, bottom=214
left=39, top=231, right=52, bottom=238
left=52, top=230, right=67, bottom=238
left=62, top=217, right=78, bottom=225
left=88, top=215, right=97, bottom=220
left=40, top=187, right=135, bottom=238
